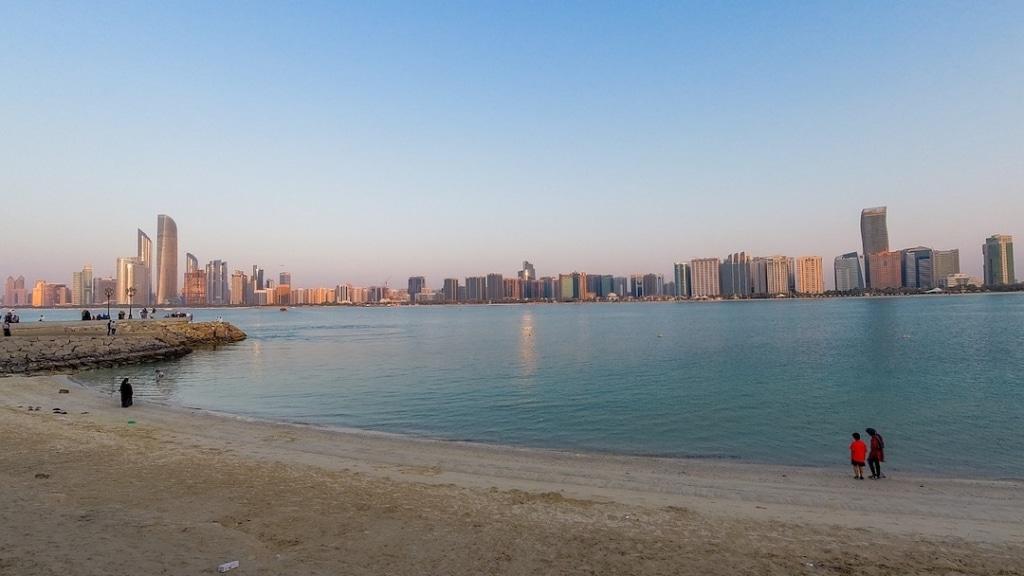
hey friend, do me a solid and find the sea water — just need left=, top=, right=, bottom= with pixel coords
left=67, top=294, right=1024, bottom=478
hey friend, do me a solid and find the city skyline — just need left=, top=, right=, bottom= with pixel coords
left=2, top=3, right=1022, bottom=286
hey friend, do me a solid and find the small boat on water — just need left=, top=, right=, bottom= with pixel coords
left=279, top=307, right=287, bottom=312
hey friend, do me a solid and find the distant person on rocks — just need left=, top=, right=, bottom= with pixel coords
left=108, top=319, right=117, bottom=336
left=850, top=432, right=867, bottom=480
left=866, top=428, right=885, bottom=479
left=3, top=320, right=10, bottom=337
left=3, top=310, right=11, bottom=323
left=119, top=378, right=133, bottom=408
left=38, top=314, right=44, bottom=322
left=141, top=308, right=148, bottom=319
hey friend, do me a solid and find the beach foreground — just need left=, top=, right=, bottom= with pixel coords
left=2, top=376, right=1021, bottom=575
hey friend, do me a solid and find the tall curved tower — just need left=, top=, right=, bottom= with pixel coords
left=155, top=214, right=178, bottom=304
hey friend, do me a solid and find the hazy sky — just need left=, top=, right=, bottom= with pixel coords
left=2, top=1, right=1021, bottom=288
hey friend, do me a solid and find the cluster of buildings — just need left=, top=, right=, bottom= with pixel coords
left=1, top=209, right=1018, bottom=308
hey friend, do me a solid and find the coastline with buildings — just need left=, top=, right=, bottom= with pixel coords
left=4, top=208, right=1017, bottom=310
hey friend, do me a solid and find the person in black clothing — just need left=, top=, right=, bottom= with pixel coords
left=866, top=427, right=885, bottom=479
left=119, top=378, right=133, bottom=408
left=3, top=320, right=10, bottom=337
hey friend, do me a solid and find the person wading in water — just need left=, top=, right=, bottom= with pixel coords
left=119, top=378, right=133, bottom=408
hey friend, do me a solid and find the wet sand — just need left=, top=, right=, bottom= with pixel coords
left=2, top=375, right=1022, bottom=575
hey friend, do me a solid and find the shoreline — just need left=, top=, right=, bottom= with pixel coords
left=64, top=372, right=1021, bottom=483
left=3, top=374, right=1022, bottom=574
left=8, top=375, right=1024, bottom=540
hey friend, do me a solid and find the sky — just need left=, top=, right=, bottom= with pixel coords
left=1, top=1, right=1022, bottom=288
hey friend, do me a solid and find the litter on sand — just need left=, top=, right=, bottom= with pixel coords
left=217, top=560, right=240, bottom=572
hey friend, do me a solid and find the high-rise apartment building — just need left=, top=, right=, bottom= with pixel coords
left=867, top=250, right=902, bottom=289
left=279, top=272, right=292, bottom=287
left=442, top=278, right=460, bottom=302
left=765, top=256, right=790, bottom=295
left=230, top=270, right=249, bottom=305
left=673, top=262, right=691, bottom=298
left=794, top=256, right=824, bottom=294
left=71, top=265, right=94, bottom=306
left=407, top=276, right=426, bottom=303
left=860, top=207, right=890, bottom=289
left=4, top=275, right=27, bottom=307
left=983, top=234, right=1015, bottom=286
left=206, top=260, right=229, bottom=305
left=932, top=249, right=960, bottom=286
left=750, top=257, right=768, bottom=296
left=720, top=252, right=751, bottom=298
left=485, top=273, right=504, bottom=302
left=690, top=258, right=721, bottom=298
left=464, top=277, right=487, bottom=302
left=155, top=214, right=178, bottom=304
left=833, top=252, right=865, bottom=292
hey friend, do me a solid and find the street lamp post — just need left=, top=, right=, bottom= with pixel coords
left=104, top=287, right=114, bottom=318
left=126, top=287, right=136, bottom=319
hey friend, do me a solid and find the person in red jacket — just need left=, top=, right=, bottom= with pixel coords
left=866, top=428, right=885, bottom=479
left=850, top=432, right=867, bottom=479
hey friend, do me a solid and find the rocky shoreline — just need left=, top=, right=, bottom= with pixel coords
left=0, top=320, right=246, bottom=374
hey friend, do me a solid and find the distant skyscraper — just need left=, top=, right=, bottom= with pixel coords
left=794, top=256, right=824, bottom=294
left=673, top=262, right=691, bottom=298
left=690, top=258, right=721, bottom=298
left=4, top=275, right=27, bottom=306
left=860, top=207, right=890, bottom=289
left=442, top=278, right=460, bottom=303
left=252, top=265, right=265, bottom=291
left=932, top=249, right=960, bottom=286
left=92, top=277, right=116, bottom=305
left=155, top=214, right=178, bottom=304
left=230, top=270, right=249, bottom=305
left=408, top=276, right=426, bottom=302
left=137, top=229, right=152, bottom=305
left=280, top=272, right=292, bottom=287
left=183, top=253, right=205, bottom=305
left=71, top=265, right=94, bottom=306
left=720, top=252, right=751, bottom=298
left=833, top=252, right=865, bottom=292
left=867, top=250, right=902, bottom=289
left=983, top=234, right=1015, bottom=286
left=116, top=256, right=149, bottom=306
left=205, top=260, right=229, bottom=305
left=518, top=261, right=536, bottom=281
left=642, top=273, right=664, bottom=298
left=901, top=247, right=934, bottom=289
left=750, top=257, right=768, bottom=296
left=465, top=276, right=487, bottom=302
left=765, top=256, right=790, bottom=295
left=485, top=273, right=504, bottom=302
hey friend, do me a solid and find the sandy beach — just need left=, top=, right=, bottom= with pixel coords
left=1, top=375, right=1022, bottom=575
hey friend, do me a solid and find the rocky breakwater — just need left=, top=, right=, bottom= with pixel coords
left=0, top=319, right=246, bottom=374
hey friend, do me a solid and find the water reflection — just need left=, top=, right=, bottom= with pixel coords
left=519, top=310, right=537, bottom=377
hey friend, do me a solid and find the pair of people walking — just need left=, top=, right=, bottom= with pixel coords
left=849, top=428, right=885, bottom=480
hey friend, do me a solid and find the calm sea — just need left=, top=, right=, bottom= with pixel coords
left=60, top=295, right=1024, bottom=478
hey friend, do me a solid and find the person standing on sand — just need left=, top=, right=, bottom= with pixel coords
left=850, top=432, right=867, bottom=480
left=866, top=428, right=885, bottom=479
left=119, top=378, right=133, bottom=408
left=3, top=319, right=10, bottom=337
